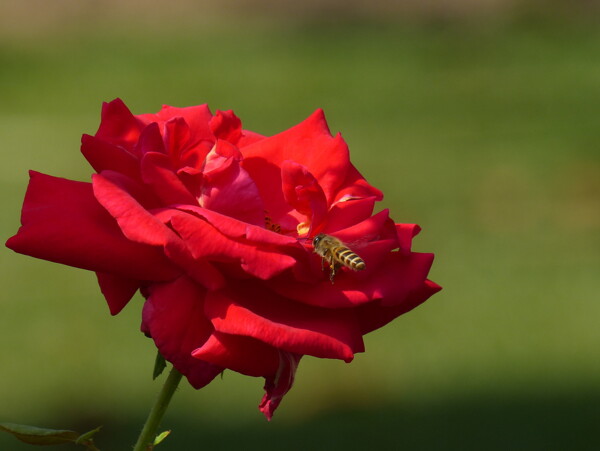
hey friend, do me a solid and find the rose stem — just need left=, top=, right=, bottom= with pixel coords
left=133, top=365, right=183, bottom=451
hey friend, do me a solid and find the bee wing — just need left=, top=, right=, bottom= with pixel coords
left=344, top=236, right=371, bottom=250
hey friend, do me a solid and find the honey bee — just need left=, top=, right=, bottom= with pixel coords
left=264, top=211, right=281, bottom=233
left=312, top=233, right=366, bottom=283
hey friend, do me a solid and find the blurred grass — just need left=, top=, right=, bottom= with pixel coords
left=1, top=17, right=599, bottom=450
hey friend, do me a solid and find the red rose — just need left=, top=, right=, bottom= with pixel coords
left=6, top=99, right=441, bottom=419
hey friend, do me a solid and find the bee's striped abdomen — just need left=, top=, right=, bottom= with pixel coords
left=264, top=211, right=281, bottom=233
left=334, top=247, right=366, bottom=271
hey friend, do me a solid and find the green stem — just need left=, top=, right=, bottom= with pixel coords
left=133, top=366, right=183, bottom=451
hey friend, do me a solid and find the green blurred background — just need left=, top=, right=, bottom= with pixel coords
left=1, top=1, right=599, bottom=449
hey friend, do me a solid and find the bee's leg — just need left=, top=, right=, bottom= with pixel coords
left=329, top=262, right=340, bottom=284
left=322, top=251, right=333, bottom=272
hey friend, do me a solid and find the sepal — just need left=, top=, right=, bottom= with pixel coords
left=153, top=351, right=167, bottom=380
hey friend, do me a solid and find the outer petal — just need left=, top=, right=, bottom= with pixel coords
left=315, top=210, right=399, bottom=280
left=322, top=196, right=377, bottom=234
left=357, top=279, right=442, bottom=334
left=92, top=172, right=180, bottom=247
left=237, top=130, right=266, bottom=148
left=259, top=352, right=302, bottom=421
left=333, top=163, right=383, bottom=203
left=204, top=284, right=363, bottom=361
left=329, top=209, right=396, bottom=245
left=396, top=223, right=421, bottom=256
left=192, top=331, right=280, bottom=377
left=93, top=172, right=224, bottom=290
left=268, top=252, right=435, bottom=308
left=374, top=252, right=436, bottom=307
left=5, top=171, right=179, bottom=282
left=96, top=272, right=141, bottom=315
left=141, top=276, right=223, bottom=389
left=191, top=333, right=302, bottom=420
left=344, top=238, right=399, bottom=283
left=95, top=170, right=160, bottom=211
left=267, top=276, right=368, bottom=308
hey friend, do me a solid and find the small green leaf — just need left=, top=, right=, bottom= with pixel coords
left=75, top=425, right=102, bottom=444
left=153, top=430, right=171, bottom=446
left=0, top=422, right=79, bottom=445
left=153, top=351, right=167, bottom=380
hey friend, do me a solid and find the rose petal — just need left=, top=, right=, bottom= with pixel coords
left=330, top=209, right=396, bottom=245
left=192, top=331, right=280, bottom=377
left=134, top=122, right=167, bottom=158
left=209, top=110, right=242, bottom=144
left=173, top=205, right=299, bottom=248
left=159, top=206, right=312, bottom=283
left=357, top=279, right=442, bottom=334
left=5, top=171, right=179, bottom=281
left=267, top=275, right=369, bottom=308
left=93, top=172, right=225, bottom=290
left=199, top=140, right=265, bottom=226
left=333, top=163, right=383, bottom=203
left=141, top=276, right=223, bottom=389
left=268, top=251, right=435, bottom=308
left=140, top=104, right=215, bottom=168
left=205, top=285, right=363, bottom=361
left=128, top=105, right=217, bottom=173
left=161, top=116, right=215, bottom=170
left=374, top=252, right=436, bottom=307
left=281, top=160, right=328, bottom=233
left=162, top=234, right=226, bottom=291
left=142, top=104, right=214, bottom=143
left=243, top=221, right=306, bottom=248
left=176, top=165, right=204, bottom=199
left=259, top=351, right=302, bottom=421
left=170, top=212, right=296, bottom=280
left=343, top=238, right=399, bottom=283
left=92, top=173, right=179, bottom=246
left=303, top=209, right=399, bottom=283
left=80, top=134, right=140, bottom=180
left=96, top=272, right=141, bottom=315
left=238, top=129, right=266, bottom=147
left=163, top=117, right=191, bottom=158
left=323, top=196, right=377, bottom=233
left=241, top=109, right=352, bottom=212
left=94, top=170, right=159, bottom=210
left=94, top=98, right=148, bottom=151
left=141, top=152, right=198, bottom=206
left=396, top=223, right=422, bottom=256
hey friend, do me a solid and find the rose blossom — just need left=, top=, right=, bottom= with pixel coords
left=6, top=99, right=441, bottom=419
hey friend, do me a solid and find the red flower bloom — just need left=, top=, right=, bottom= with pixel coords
left=6, top=99, right=441, bottom=420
